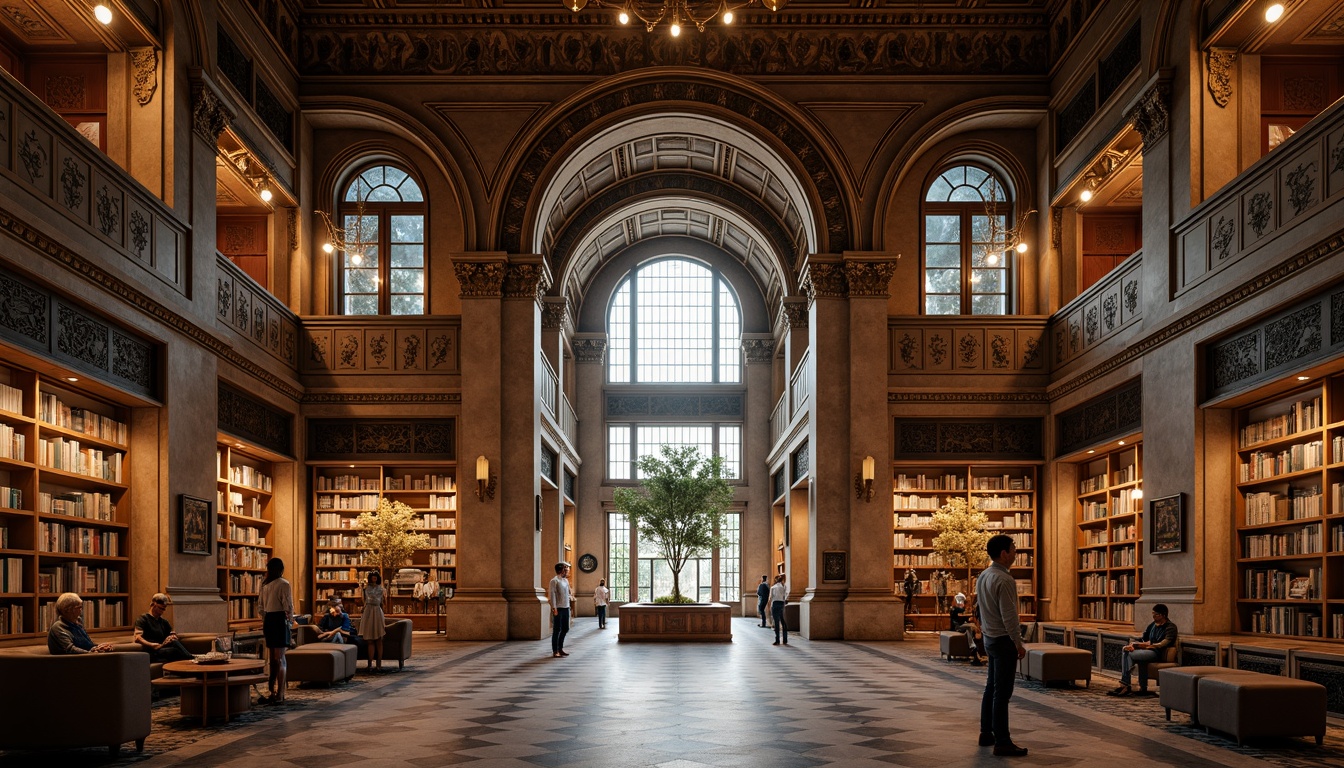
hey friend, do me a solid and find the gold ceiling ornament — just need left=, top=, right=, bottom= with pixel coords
left=564, top=0, right=787, bottom=35
left=318, top=193, right=370, bottom=265
left=982, top=176, right=1036, bottom=267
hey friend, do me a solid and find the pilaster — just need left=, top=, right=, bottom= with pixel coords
left=742, top=333, right=775, bottom=612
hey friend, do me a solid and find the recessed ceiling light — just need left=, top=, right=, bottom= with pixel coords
left=1118, top=440, right=1126, bottom=446
left=1087, top=450, right=1095, bottom=454
left=1079, top=189, right=1093, bottom=203
left=1265, top=3, right=1285, bottom=23
left=93, top=4, right=113, bottom=25
left=1297, top=375, right=1310, bottom=381
left=65, top=376, right=79, bottom=382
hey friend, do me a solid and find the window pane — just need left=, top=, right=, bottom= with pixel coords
left=718, top=424, right=741, bottom=481
left=391, top=245, right=424, bottom=268
left=382, top=166, right=407, bottom=189
left=971, top=269, right=1004, bottom=293
left=971, top=294, right=1006, bottom=314
left=925, top=175, right=953, bottom=202
left=608, top=425, right=631, bottom=479
left=971, top=246, right=1009, bottom=268
left=635, top=426, right=713, bottom=478
left=718, top=513, right=740, bottom=602
left=390, top=268, right=423, bottom=294
left=925, top=268, right=961, bottom=294
left=390, top=295, right=423, bottom=315
left=964, top=166, right=989, bottom=187
left=391, top=215, right=424, bottom=243
left=345, top=295, right=377, bottom=315
left=925, top=215, right=960, bottom=243
left=635, top=260, right=714, bottom=383
left=972, top=215, right=1006, bottom=241
left=346, top=268, right=379, bottom=293
left=718, top=281, right=741, bottom=384
left=926, top=295, right=960, bottom=314
left=608, top=514, right=630, bottom=602
left=344, top=177, right=371, bottom=203
left=607, top=283, right=631, bottom=383
left=924, top=244, right=960, bottom=268
left=948, top=184, right=983, bottom=202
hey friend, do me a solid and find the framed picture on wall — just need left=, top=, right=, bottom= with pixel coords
left=180, top=494, right=213, bottom=556
left=1149, top=493, right=1183, bottom=555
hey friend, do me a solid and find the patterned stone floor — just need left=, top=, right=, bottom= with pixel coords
left=3, top=619, right=1341, bottom=768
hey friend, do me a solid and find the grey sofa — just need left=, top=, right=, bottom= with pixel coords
left=0, top=650, right=152, bottom=757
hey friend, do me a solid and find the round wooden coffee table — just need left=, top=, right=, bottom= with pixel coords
left=161, top=658, right=267, bottom=725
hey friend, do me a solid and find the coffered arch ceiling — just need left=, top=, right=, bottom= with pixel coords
left=534, top=113, right=814, bottom=309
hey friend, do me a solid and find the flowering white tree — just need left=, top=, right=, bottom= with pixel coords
left=356, top=498, right=432, bottom=583
left=931, top=496, right=991, bottom=591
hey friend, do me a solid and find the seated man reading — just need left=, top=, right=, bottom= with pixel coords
left=133, top=593, right=192, bottom=662
left=48, top=592, right=115, bottom=654
left=1108, top=603, right=1178, bottom=697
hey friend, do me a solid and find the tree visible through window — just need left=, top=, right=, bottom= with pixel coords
left=923, top=164, right=1012, bottom=315
left=339, top=164, right=426, bottom=315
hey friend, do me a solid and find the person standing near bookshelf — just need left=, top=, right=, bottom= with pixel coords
left=258, top=557, right=293, bottom=704
left=360, top=570, right=388, bottom=671
left=975, top=535, right=1027, bottom=757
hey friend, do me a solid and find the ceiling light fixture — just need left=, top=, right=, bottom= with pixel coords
left=93, top=4, right=113, bottom=25
left=318, top=190, right=371, bottom=267
left=259, top=185, right=273, bottom=203
left=1265, top=3, right=1285, bottom=23
left=1297, top=375, right=1310, bottom=381
left=566, top=0, right=787, bottom=35
left=1079, top=188, right=1094, bottom=202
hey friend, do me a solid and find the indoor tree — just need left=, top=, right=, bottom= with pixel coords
left=614, top=444, right=734, bottom=603
left=355, top=498, right=433, bottom=585
left=931, top=496, right=992, bottom=593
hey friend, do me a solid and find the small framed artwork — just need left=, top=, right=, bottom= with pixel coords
left=822, top=550, right=848, bottom=583
left=180, top=494, right=213, bottom=555
left=1149, top=493, right=1184, bottom=555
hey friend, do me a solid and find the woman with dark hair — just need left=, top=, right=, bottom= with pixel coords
left=258, top=557, right=293, bottom=704
left=359, top=570, right=387, bottom=672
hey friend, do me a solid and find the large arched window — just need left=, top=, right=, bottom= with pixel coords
left=923, top=164, right=1013, bottom=315
left=338, top=164, right=426, bottom=315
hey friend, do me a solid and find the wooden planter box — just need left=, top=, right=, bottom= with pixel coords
left=617, top=603, right=733, bottom=642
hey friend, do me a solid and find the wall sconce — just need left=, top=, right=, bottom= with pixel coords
left=475, top=455, right=497, bottom=501
left=854, top=455, right=875, bottom=502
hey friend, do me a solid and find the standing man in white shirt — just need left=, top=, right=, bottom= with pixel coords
left=548, top=562, right=572, bottom=657
left=593, top=579, right=610, bottom=629
left=974, top=534, right=1028, bottom=757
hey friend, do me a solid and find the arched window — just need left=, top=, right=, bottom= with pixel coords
left=923, top=164, right=1013, bottom=315
left=338, top=164, right=426, bottom=315
left=606, top=258, right=741, bottom=384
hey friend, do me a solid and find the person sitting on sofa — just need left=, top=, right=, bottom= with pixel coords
left=132, top=593, right=192, bottom=662
left=47, top=592, right=115, bottom=654
left=317, top=599, right=353, bottom=642
left=1108, top=603, right=1178, bottom=697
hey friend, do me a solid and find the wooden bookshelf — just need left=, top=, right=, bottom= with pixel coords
left=216, top=441, right=277, bottom=628
left=892, top=463, right=1037, bottom=631
left=0, top=361, right=132, bottom=639
left=1075, top=442, right=1143, bottom=624
left=1233, top=378, right=1343, bottom=640
left=311, top=463, right=456, bottom=631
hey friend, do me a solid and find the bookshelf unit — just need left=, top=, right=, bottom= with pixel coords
left=1233, top=378, right=1344, bottom=640
left=311, top=463, right=457, bottom=630
left=1074, top=442, right=1144, bottom=624
left=892, top=463, right=1038, bottom=631
left=0, top=361, right=132, bottom=640
left=216, top=441, right=277, bottom=628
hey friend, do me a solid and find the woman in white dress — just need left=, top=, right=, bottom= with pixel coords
left=359, top=570, right=387, bottom=671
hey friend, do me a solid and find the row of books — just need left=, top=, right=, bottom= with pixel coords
left=0, top=423, right=24, bottom=461
left=316, top=567, right=366, bottom=581
left=427, top=533, right=456, bottom=548
left=0, top=603, right=22, bottom=634
left=0, top=486, right=16, bottom=510
left=1080, top=473, right=1107, bottom=494
left=315, top=551, right=367, bottom=566
left=1080, top=572, right=1135, bottom=596
left=423, top=495, right=456, bottom=511
left=893, top=495, right=945, bottom=510
left=228, top=597, right=257, bottom=621
left=416, top=513, right=456, bottom=529
left=0, top=382, right=21, bottom=416
left=0, top=557, right=23, bottom=591
left=1244, top=567, right=1320, bottom=600
left=226, top=491, right=263, bottom=518
left=1240, top=395, right=1322, bottom=448
left=1082, top=501, right=1108, bottom=521
left=0, top=524, right=7, bottom=547
left=968, top=475, right=1033, bottom=491
left=38, top=491, right=116, bottom=520
left=315, top=475, right=382, bottom=491
left=316, top=534, right=360, bottom=549
left=1111, top=464, right=1138, bottom=486
left=1245, top=488, right=1322, bottom=525
left=228, top=464, right=272, bottom=492
left=384, top=474, right=456, bottom=491
left=37, top=522, right=120, bottom=556
left=37, top=437, right=124, bottom=482
left=38, top=562, right=120, bottom=594
left=316, top=495, right=378, bottom=511
left=893, top=533, right=926, bottom=548
left=975, top=495, right=1032, bottom=510
left=1243, top=523, right=1322, bottom=558
left=38, top=598, right=123, bottom=629
left=1081, top=527, right=1137, bottom=546
left=39, top=394, right=127, bottom=445
left=1247, top=606, right=1322, bottom=637
left=894, top=514, right=934, bottom=528
left=1079, top=599, right=1137, bottom=623
left=1111, top=545, right=1138, bottom=567
left=1239, top=441, right=1324, bottom=482
left=219, top=545, right=267, bottom=569
left=894, top=474, right=964, bottom=491
left=893, top=553, right=952, bottom=567
left=1080, top=550, right=1107, bottom=570
left=227, top=571, right=265, bottom=593
left=223, top=522, right=266, bottom=545
left=428, top=551, right=457, bottom=566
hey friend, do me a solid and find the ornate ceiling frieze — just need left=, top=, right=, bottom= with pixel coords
left=888, top=392, right=1049, bottom=403
left=844, top=259, right=899, bottom=297
left=453, top=261, right=506, bottom=298
left=301, top=392, right=462, bottom=404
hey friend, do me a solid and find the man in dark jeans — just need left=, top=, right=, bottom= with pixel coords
left=756, top=575, right=770, bottom=627
left=974, top=534, right=1028, bottom=757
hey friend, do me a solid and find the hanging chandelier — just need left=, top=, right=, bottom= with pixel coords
left=564, top=0, right=789, bottom=36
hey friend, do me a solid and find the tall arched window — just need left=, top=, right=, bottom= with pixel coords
left=923, top=164, right=1013, bottom=315
left=338, top=164, right=426, bottom=315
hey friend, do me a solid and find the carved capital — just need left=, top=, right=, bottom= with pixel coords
left=190, top=75, right=233, bottom=142
left=778, top=298, right=809, bottom=330
left=541, top=297, right=569, bottom=330
left=573, top=336, right=607, bottom=363
left=503, top=261, right=551, bottom=300
left=131, top=48, right=158, bottom=107
left=844, top=259, right=899, bottom=298
left=801, top=261, right=847, bottom=303
left=453, top=261, right=506, bottom=298
left=1126, top=79, right=1171, bottom=152
left=1050, top=207, right=1062, bottom=249
left=287, top=209, right=298, bottom=252
left=742, top=337, right=775, bottom=364
left=1207, top=48, right=1236, bottom=108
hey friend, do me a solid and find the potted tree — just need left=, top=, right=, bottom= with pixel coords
left=355, top=498, right=432, bottom=591
left=931, top=496, right=992, bottom=600
left=613, top=444, right=735, bottom=640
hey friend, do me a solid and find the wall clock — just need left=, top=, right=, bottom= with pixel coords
left=577, top=553, right=598, bottom=573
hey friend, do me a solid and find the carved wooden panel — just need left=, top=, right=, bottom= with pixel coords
left=215, top=253, right=298, bottom=367
left=1206, top=284, right=1344, bottom=400
left=218, top=381, right=292, bottom=457
left=1056, top=379, right=1141, bottom=457
left=301, top=320, right=460, bottom=375
left=1054, top=254, right=1142, bottom=369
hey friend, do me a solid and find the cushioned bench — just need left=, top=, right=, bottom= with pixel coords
left=1157, top=666, right=1254, bottom=723
left=1197, top=673, right=1327, bottom=746
left=1017, top=642, right=1064, bottom=678
left=287, top=643, right=358, bottom=685
left=939, top=631, right=972, bottom=660
left=1025, top=645, right=1091, bottom=687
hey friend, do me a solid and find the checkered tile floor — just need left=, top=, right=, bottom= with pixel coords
left=7, top=619, right=1341, bottom=768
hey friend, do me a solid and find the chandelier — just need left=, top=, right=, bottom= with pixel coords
left=564, top=0, right=789, bottom=35
left=318, top=194, right=371, bottom=266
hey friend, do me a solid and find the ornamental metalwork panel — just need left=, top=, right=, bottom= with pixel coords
left=218, top=382, right=293, bottom=457
left=1295, top=658, right=1344, bottom=717
left=895, top=419, right=1042, bottom=461
left=308, top=419, right=456, bottom=461
left=605, top=393, right=743, bottom=418
left=1056, top=379, right=1141, bottom=457
left=1100, top=634, right=1128, bottom=674
left=1206, top=285, right=1344, bottom=401
left=1232, top=649, right=1285, bottom=676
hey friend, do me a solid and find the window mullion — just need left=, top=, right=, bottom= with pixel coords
left=629, top=278, right=638, bottom=384
left=381, top=208, right=391, bottom=315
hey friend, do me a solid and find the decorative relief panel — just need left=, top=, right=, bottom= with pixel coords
left=301, top=319, right=460, bottom=375
left=218, top=382, right=292, bottom=456
left=891, top=321, right=1048, bottom=374
left=1055, top=379, right=1141, bottom=457
left=309, top=419, right=455, bottom=460
left=540, top=445, right=556, bottom=483
left=791, top=440, right=809, bottom=484
left=564, top=470, right=575, bottom=501
left=1206, top=285, right=1344, bottom=400
left=894, top=419, right=1042, bottom=460
left=606, top=393, right=743, bottom=418
left=1052, top=254, right=1142, bottom=369
left=215, top=254, right=299, bottom=367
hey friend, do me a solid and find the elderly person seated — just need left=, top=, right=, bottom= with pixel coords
left=133, top=593, right=192, bottom=662
left=47, top=592, right=116, bottom=654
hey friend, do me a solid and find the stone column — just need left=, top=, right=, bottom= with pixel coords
left=501, top=255, right=551, bottom=639
left=573, top=334, right=614, bottom=604
left=741, top=333, right=774, bottom=611
left=842, top=254, right=902, bottom=639
left=799, top=255, right=848, bottom=639
left=444, top=255, right=508, bottom=639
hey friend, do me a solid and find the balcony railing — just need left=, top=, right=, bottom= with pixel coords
left=0, top=69, right=187, bottom=294
left=216, top=253, right=299, bottom=367
left=1050, top=252, right=1142, bottom=369
left=301, top=316, right=461, bottom=374
left=541, top=356, right=559, bottom=419
left=790, top=349, right=812, bottom=411
left=560, top=394, right=578, bottom=448
left=1173, top=95, right=1344, bottom=295
left=888, top=316, right=1050, bottom=372
left=770, top=391, right=787, bottom=447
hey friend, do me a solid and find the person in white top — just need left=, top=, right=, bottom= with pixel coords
left=258, top=557, right=294, bottom=705
left=593, top=579, right=610, bottom=629
left=548, top=562, right=572, bottom=657
left=413, top=571, right=439, bottom=612
left=769, top=573, right=788, bottom=645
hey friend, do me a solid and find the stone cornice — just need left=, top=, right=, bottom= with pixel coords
left=888, top=392, right=1050, bottom=404
left=1126, top=73, right=1172, bottom=153
left=189, top=70, right=233, bottom=142
left=0, top=206, right=303, bottom=401
left=845, top=258, right=899, bottom=298
left=573, top=336, right=607, bottom=363
left=301, top=392, right=462, bottom=404
left=452, top=260, right=506, bottom=298
left=801, top=260, right=847, bottom=302
left=1047, top=225, right=1344, bottom=401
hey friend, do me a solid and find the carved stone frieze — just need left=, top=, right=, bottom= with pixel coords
left=1207, top=48, right=1235, bottom=108
left=131, top=48, right=158, bottom=107
left=309, top=419, right=455, bottom=459
left=190, top=77, right=233, bottom=142
left=503, top=261, right=551, bottom=300
left=742, top=337, right=775, bottom=364
left=287, top=208, right=298, bottom=252
left=844, top=259, right=898, bottom=297
left=1126, top=80, right=1171, bottom=152
left=453, top=261, right=506, bottom=298
left=801, top=261, right=847, bottom=302
left=573, top=336, right=607, bottom=363
left=219, top=382, right=292, bottom=456
left=894, top=418, right=1043, bottom=459
left=1056, top=380, right=1141, bottom=456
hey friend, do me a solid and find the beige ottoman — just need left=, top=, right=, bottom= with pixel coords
left=1017, top=642, right=1061, bottom=677
left=1197, top=674, right=1326, bottom=746
left=1026, top=646, right=1092, bottom=686
left=940, top=631, right=972, bottom=660
left=287, top=644, right=357, bottom=685
left=1157, top=666, right=1254, bottom=723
